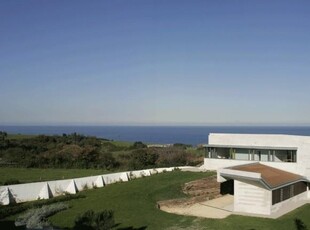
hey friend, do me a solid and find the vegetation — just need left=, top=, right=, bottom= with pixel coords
left=0, top=168, right=111, bottom=185
left=47, top=172, right=310, bottom=230
left=0, top=194, right=84, bottom=220
left=0, top=131, right=203, bottom=172
left=1, top=172, right=310, bottom=229
left=1, top=132, right=310, bottom=229
left=48, top=171, right=215, bottom=229
left=295, top=218, right=308, bottom=230
left=74, top=210, right=115, bottom=230
left=15, top=203, right=69, bottom=229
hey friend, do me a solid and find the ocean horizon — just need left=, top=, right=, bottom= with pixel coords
left=1, top=125, right=310, bottom=146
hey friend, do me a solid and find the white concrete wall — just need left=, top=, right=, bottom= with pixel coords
left=234, top=180, right=272, bottom=215
left=205, top=133, right=310, bottom=179
left=0, top=166, right=192, bottom=205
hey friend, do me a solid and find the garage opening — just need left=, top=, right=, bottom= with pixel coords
left=220, top=179, right=234, bottom=195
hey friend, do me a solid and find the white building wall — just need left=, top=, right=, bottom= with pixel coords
left=205, top=133, right=310, bottom=179
left=234, top=180, right=272, bottom=215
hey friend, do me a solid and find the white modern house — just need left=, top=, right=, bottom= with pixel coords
left=203, top=133, right=310, bottom=218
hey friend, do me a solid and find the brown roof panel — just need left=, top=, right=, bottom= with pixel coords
left=230, top=163, right=304, bottom=189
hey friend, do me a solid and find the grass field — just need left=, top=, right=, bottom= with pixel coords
left=2, top=171, right=310, bottom=229
left=37, top=172, right=310, bottom=230
left=49, top=171, right=310, bottom=230
left=0, top=167, right=112, bottom=184
left=6, top=134, right=36, bottom=140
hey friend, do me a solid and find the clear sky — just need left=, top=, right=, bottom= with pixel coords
left=0, top=0, right=310, bottom=125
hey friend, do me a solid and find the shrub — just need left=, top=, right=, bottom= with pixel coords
left=295, top=218, right=308, bottom=230
left=15, top=202, right=69, bottom=229
left=0, top=194, right=84, bottom=219
left=130, top=141, right=147, bottom=150
left=128, top=149, right=158, bottom=170
left=154, top=147, right=203, bottom=167
left=99, top=152, right=118, bottom=169
left=74, top=209, right=115, bottom=230
left=173, top=143, right=192, bottom=149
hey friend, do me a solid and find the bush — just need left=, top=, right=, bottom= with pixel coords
left=0, top=194, right=84, bottom=219
left=99, top=152, right=118, bottom=169
left=74, top=209, right=115, bottom=230
left=173, top=143, right=192, bottom=149
left=155, top=148, right=188, bottom=167
left=295, top=218, right=308, bottom=230
left=128, top=149, right=158, bottom=170
left=130, top=141, right=147, bottom=149
left=153, top=147, right=203, bottom=167
left=15, top=202, right=69, bottom=229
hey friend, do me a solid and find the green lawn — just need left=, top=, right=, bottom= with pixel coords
left=6, top=134, right=35, bottom=140
left=49, top=171, right=310, bottom=230
left=2, top=171, right=310, bottom=229
left=103, top=140, right=133, bottom=148
left=0, top=168, right=112, bottom=184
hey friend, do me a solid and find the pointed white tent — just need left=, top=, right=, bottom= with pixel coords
left=66, top=180, right=77, bottom=194
left=95, top=176, right=105, bottom=188
left=37, top=183, right=52, bottom=200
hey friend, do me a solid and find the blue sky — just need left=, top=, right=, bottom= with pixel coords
left=0, top=0, right=310, bottom=125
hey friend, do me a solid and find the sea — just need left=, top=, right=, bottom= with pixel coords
left=1, top=125, right=310, bottom=146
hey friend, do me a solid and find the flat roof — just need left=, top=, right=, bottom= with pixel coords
left=203, top=144, right=298, bottom=151
left=227, top=163, right=305, bottom=189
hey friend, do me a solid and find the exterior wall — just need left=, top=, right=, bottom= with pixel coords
left=206, top=133, right=310, bottom=179
left=271, top=191, right=308, bottom=214
left=234, top=180, right=272, bottom=215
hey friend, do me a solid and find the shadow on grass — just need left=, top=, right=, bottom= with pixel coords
left=53, top=223, right=147, bottom=230
left=116, top=227, right=147, bottom=230
left=114, top=223, right=147, bottom=230
left=0, top=220, right=24, bottom=230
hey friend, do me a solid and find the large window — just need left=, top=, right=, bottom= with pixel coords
left=206, top=147, right=297, bottom=163
left=272, top=182, right=307, bottom=205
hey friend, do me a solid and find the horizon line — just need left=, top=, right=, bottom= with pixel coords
left=1, top=123, right=310, bottom=127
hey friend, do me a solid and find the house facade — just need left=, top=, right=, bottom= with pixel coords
left=203, top=133, right=310, bottom=217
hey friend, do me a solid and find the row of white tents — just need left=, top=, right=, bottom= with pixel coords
left=0, top=166, right=197, bottom=205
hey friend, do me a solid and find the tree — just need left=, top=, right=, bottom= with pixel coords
left=131, top=141, right=147, bottom=149
left=0, top=131, right=9, bottom=150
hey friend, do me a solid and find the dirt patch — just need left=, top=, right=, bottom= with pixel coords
left=157, top=176, right=233, bottom=219
left=157, top=175, right=221, bottom=208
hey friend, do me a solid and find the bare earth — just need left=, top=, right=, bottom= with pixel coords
left=160, top=195, right=233, bottom=219
left=158, top=176, right=233, bottom=219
